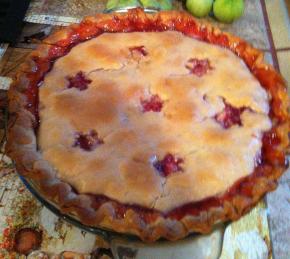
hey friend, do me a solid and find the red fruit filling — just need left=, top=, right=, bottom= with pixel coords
left=129, top=46, right=148, bottom=56
left=66, top=71, right=92, bottom=91
left=215, top=101, right=245, bottom=129
left=185, top=58, right=212, bottom=77
left=73, top=130, right=103, bottom=151
left=154, top=154, right=183, bottom=177
left=141, top=94, right=163, bottom=112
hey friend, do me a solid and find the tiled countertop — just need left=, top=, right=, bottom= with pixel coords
left=0, top=0, right=289, bottom=258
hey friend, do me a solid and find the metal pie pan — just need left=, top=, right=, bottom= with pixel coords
left=19, top=174, right=226, bottom=244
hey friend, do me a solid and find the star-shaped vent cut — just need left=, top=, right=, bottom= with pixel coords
left=185, top=58, right=213, bottom=77
left=66, top=71, right=92, bottom=91
left=129, top=46, right=148, bottom=56
left=214, top=101, right=245, bottom=129
left=141, top=95, right=163, bottom=112
left=154, top=154, right=184, bottom=177
left=73, top=130, right=103, bottom=151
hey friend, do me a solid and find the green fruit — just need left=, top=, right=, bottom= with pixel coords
left=140, top=0, right=160, bottom=9
left=106, top=0, right=119, bottom=10
left=106, top=0, right=172, bottom=11
left=213, top=0, right=244, bottom=23
left=186, top=0, right=213, bottom=18
left=106, top=0, right=140, bottom=10
left=118, top=0, right=140, bottom=8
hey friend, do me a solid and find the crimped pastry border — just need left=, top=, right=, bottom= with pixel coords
left=6, top=8, right=289, bottom=242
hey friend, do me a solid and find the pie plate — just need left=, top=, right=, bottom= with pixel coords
left=19, top=174, right=225, bottom=258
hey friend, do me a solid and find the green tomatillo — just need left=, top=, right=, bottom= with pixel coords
left=140, top=0, right=172, bottom=10
left=186, top=0, right=214, bottom=18
left=213, top=0, right=245, bottom=23
left=139, top=0, right=160, bottom=9
left=106, top=0, right=140, bottom=10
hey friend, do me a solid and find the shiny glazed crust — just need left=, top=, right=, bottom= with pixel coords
left=6, top=9, right=289, bottom=242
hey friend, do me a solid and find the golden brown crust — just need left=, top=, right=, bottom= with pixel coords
left=38, top=30, right=272, bottom=212
left=6, top=8, right=289, bottom=242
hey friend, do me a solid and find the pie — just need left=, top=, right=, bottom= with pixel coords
left=6, top=9, right=289, bottom=242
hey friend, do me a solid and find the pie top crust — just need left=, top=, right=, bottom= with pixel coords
left=6, top=9, right=289, bottom=241
left=39, top=31, right=271, bottom=212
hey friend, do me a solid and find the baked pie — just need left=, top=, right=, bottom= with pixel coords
left=7, top=9, right=289, bottom=241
